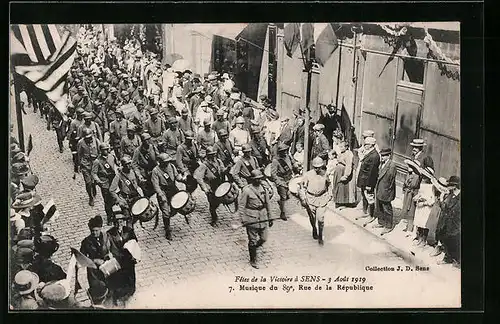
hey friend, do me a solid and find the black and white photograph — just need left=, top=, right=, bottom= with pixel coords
left=9, top=21, right=463, bottom=309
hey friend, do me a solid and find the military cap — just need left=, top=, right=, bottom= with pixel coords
left=149, top=108, right=158, bottom=115
left=181, top=107, right=189, bottom=114
left=82, top=128, right=93, bottom=138
left=167, top=117, right=177, bottom=124
left=103, top=82, right=109, bottom=87
left=109, top=87, right=118, bottom=93
left=218, top=129, right=228, bottom=137
left=250, top=169, right=264, bottom=179
left=251, top=127, right=261, bottom=134
left=216, top=109, right=225, bottom=116
left=205, top=146, right=217, bottom=155
left=94, top=100, right=103, bottom=106
left=362, top=130, right=375, bottom=138
left=204, top=95, right=213, bottom=103
left=21, top=175, right=39, bottom=189
left=312, top=157, right=325, bottom=168
left=76, top=107, right=85, bottom=115
left=131, top=77, right=138, bottom=82
left=203, top=118, right=212, bottom=126
left=140, top=132, right=152, bottom=141
left=158, top=153, right=175, bottom=163
left=97, top=77, right=104, bottom=82
left=126, top=124, right=136, bottom=132
left=138, top=86, right=144, bottom=91
left=121, top=90, right=129, bottom=96
left=115, top=110, right=124, bottom=117
left=242, top=144, right=252, bottom=152
left=410, top=138, right=426, bottom=147
left=235, top=117, right=245, bottom=124
left=184, top=130, right=195, bottom=140
left=83, top=112, right=93, bottom=119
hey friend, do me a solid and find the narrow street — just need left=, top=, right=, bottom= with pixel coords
left=12, top=102, right=460, bottom=309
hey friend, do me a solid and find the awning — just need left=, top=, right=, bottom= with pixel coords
left=184, top=23, right=249, bottom=40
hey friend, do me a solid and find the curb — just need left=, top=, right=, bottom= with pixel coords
left=326, top=204, right=460, bottom=282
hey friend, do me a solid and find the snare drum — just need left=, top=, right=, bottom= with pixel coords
left=288, top=176, right=303, bottom=196
left=170, top=191, right=195, bottom=215
left=99, top=258, right=122, bottom=278
left=215, top=182, right=239, bottom=205
left=131, top=198, right=159, bottom=222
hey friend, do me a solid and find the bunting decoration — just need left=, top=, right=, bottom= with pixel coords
left=423, top=29, right=460, bottom=81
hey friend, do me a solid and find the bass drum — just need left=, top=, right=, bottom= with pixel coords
left=99, top=258, right=122, bottom=278
left=215, top=182, right=239, bottom=205
left=131, top=198, right=159, bottom=222
left=170, top=191, right=196, bottom=216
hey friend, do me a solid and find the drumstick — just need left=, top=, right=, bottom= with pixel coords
left=231, top=217, right=283, bottom=230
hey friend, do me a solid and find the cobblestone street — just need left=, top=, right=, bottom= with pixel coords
left=11, top=102, right=460, bottom=309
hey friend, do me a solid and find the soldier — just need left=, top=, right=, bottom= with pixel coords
left=249, top=127, right=270, bottom=167
left=214, top=129, right=236, bottom=170
left=298, top=157, right=332, bottom=246
left=72, top=85, right=86, bottom=107
left=175, top=130, right=199, bottom=193
left=311, top=123, right=330, bottom=161
left=92, top=143, right=119, bottom=225
left=78, top=93, right=94, bottom=113
left=119, top=90, right=132, bottom=105
left=132, top=133, right=158, bottom=198
left=120, top=125, right=142, bottom=158
left=48, top=105, right=66, bottom=153
left=92, top=100, right=108, bottom=136
left=162, top=117, right=185, bottom=156
left=104, top=87, right=121, bottom=126
left=197, top=118, right=218, bottom=152
left=270, top=143, right=300, bottom=221
left=110, top=155, right=144, bottom=226
left=188, top=86, right=203, bottom=117
left=239, top=169, right=272, bottom=269
left=98, top=82, right=110, bottom=102
left=178, top=107, right=195, bottom=135
left=151, top=153, right=183, bottom=240
left=144, top=108, right=166, bottom=146
left=132, top=86, right=147, bottom=104
left=195, top=101, right=214, bottom=130
left=77, top=128, right=101, bottom=206
left=109, top=110, right=129, bottom=159
left=129, top=77, right=140, bottom=98
left=78, top=112, right=103, bottom=142
left=212, top=109, right=231, bottom=137
left=194, top=146, right=230, bottom=227
left=231, top=144, right=260, bottom=189
left=241, top=98, right=255, bottom=131
left=229, top=117, right=251, bottom=156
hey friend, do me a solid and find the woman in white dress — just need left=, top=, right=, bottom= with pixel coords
left=412, top=166, right=435, bottom=246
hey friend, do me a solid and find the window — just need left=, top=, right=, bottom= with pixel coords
left=401, top=38, right=425, bottom=84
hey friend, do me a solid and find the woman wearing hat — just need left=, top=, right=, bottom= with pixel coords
left=400, top=159, right=422, bottom=233
left=80, top=215, right=111, bottom=304
left=411, top=166, right=436, bottom=246
left=331, top=140, right=357, bottom=208
left=426, top=177, right=450, bottom=254
left=105, top=210, right=138, bottom=306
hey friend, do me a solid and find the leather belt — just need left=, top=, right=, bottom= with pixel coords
left=246, top=206, right=265, bottom=211
left=307, top=189, right=327, bottom=197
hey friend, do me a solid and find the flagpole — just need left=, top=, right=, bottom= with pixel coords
left=11, top=71, right=26, bottom=151
left=297, top=32, right=312, bottom=172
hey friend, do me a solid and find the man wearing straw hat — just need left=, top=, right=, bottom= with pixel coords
left=356, top=136, right=380, bottom=221
left=239, top=169, right=272, bottom=269
left=409, top=138, right=434, bottom=169
left=11, top=270, right=40, bottom=309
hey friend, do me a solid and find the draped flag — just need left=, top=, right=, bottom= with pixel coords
left=284, top=23, right=339, bottom=66
left=10, top=24, right=77, bottom=115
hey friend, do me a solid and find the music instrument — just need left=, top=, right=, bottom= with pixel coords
left=123, top=239, right=141, bottom=262
left=288, top=176, right=303, bottom=196
left=99, top=258, right=122, bottom=278
left=131, top=197, right=159, bottom=222
left=170, top=191, right=195, bottom=216
left=215, top=182, right=239, bottom=205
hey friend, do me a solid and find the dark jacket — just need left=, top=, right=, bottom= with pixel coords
left=356, top=148, right=380, bottom=189
left=375, top=160, right=397, bottom=202
left=437, top=192, right=461, bottom=237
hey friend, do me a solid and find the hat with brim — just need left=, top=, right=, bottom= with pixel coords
left=379, top=148, right=392, bottom=156
left=12, top=194, right=42, bottom=210
left=447, top=176, right=460, bottom=186
left=404, top=159, right=421, bottom=175
left=431, top=176, right=449, bottom=193
left=250, top=169, right=264, bottom=180
left=364, top=137, right=376, bottom=145
left=313, top=124, right=325, bottom=131
left=312, top=157, right=325, bottom=168
left=410, top=139, right=426, bottom=147
left=420, top=166, right=435, bottom=180
left=184, top=131, right=195, bottom=140
left=362, top=130, right=375, bottom=137
left=39, top=281, right=68, bottom=303
left=14, top=270, right=39, bottom=295
left=230, top=92, right=240, bottom=100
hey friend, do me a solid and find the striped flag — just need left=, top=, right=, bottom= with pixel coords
left=10, top=24, right=77, bottom=115
left=284, top=23, right=339, bottom=66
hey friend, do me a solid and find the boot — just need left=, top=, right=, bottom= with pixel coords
left=163, top=217, right=172, bottom=240
left=279, top=200, right=287, bottom=221
left=210, top=209, right=218, bottom=227
left=89, top=196, right=95, bottom=207
left=309, top=215, right=318, bottom=239
left=318, top=221, right=324, bottom=246
left=249, top=246, right=258, bottom=269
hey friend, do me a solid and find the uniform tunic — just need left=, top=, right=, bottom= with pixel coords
left=231, top=156, right=260, bottom=189
left=120, top=135, right=142, bottom=158
left=301, top=169, right=331, bottom=222
left=162, top=129, right=185, bottom=155
left=77, top=122, right=103, bottom=142
left=212, top=120, right=231, bottom=136
left=178, top=116, right=195, bottom=134
left=109, top=119, right=129, bottom=147
left=215, top=140, right=235, bottom=167
left=240, top=184, right=270, bottom=246
left=92, top=154, right=119, bottom=189
left=229, top=128, right=250, bottom=151
left=77, top=137, right=101, bottom=184
left=144, top=117, right=166, bottom=139
left=151, top=164, right=181, bottom=217
left=311, top=133, right=330, bottom=160
left=197, top=129, right=218, bottom=151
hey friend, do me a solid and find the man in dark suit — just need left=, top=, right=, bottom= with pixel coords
left=356, top=137, right=380, bottom=224
left=436, top=176, right=461, bottom=266
left=373, top=148, right=397, bottom=235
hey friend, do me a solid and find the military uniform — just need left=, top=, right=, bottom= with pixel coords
left=48, top=107, right=66, bottom=152
left=120, top=134, right=141, bottom=158
left=212, top=119, right=230, bottom=137
left=194, top=153, right=228, bottom=225
left=144, top=117, right=166, bottom=144
left=109, top=118, right=129, bottom=159
left=231, top=156, right=260, bottom=189
left=92, top=152, right=119, bottom=224
left=239, top=175, right=271, bottom=268
left=249, top=133, right=270, bottom=167
left=270, top=146, right=299, bottom=220
left=151, top=162, right=182, bottom=238
left=178, top=115, right=195, bottom=134
left=77, top=121, right=103, bottom=142
left=176, top=142, right=199, bottom=192
left=132, top=144, right=158, bottom=198
left=214, top=138, right=235, bottom=168
left=162, top=128, right=184, bottom=155
left=77, top=137, right=100, bottom=202
left=311, top=132, right=330, bottom=161
left=128, top=108, right=149, bottom=132
left=110, top=167, right=142, bottom=223
left=197, top=128, right=218, bottom=151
